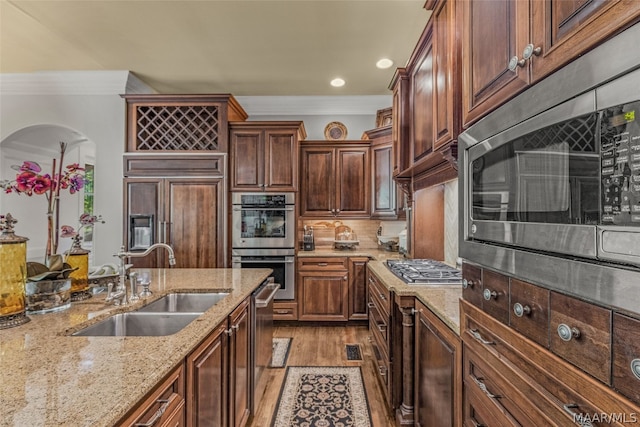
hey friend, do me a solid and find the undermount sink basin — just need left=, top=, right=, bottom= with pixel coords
left=136, top=292, right=229, bottom=313
left=72, top=312, right=200, bottom=337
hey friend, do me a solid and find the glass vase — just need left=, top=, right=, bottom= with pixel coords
left=66, top=237, right=91, bottom=301
left=0, top=213, right=30, bottom=329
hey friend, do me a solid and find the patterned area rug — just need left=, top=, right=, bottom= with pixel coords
left=271, top=366, right=372, bottom=427
left=270, top=337, right=292, bottom=368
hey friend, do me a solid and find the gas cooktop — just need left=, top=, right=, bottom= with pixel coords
left=386, top=259, right=462, bottom=285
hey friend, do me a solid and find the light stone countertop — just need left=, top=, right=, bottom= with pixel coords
left=297, top=248, right=462, bottom=334
left=0, top=268, right=271, bottom=427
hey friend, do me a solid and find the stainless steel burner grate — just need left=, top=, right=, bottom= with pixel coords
left=386, top=259, right=462, bottom=285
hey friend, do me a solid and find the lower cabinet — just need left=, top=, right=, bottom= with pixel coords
left=414, top=299, right=462, bottom=427
left=185, top=298, right=251, bottom=427
left=119, top=363, right=186, bottom=427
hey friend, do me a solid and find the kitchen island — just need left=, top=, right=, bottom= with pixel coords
left=0, top=268, right=271, bottom=427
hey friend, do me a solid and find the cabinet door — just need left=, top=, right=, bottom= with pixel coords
left=371, top=142, right=397, bottom=219
left=230, top=129, right=263, bottom=191
left=298, top=270, right=349, bottom=321
left=300, top=147, right=335, bottom=217
left=461, top=0, right=530, bottom=127
left=414, top=301, right=462, bottom=427
left=411, top=28, right=435, bottom=163
left=228, top=299, right=251, bottom=427
left=124, top=178, right=163, bottom=268
left=348, top=257, right=368, bottom=320
left=335, top=147, right=370, bottom=217
left=186, top=323, right=228, bottom=427
left=530, top=0, right=640, bottom=82
left=264, top=129, right=298, bottom=191
left=165, top=178, right=225, bottom=268
left=391, top=69, right=411, bottom=176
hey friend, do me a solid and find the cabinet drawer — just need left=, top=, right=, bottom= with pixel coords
left=550, top=291, right=612, bottom=384
left=613, top=313, right=640, bottom=405
left=509, top=278, right=550, bottom=348
left=480, top=269, right=509, bottom=324
left=464, top=383, right=508, bottom=427
left=298, top=257, right=347, bottom=271
left=371, top=338, right=391, bottom=406
left=461, top=262, right=483, bottom=308
left=368, top=271, right=391, bottom=315
left=273, top=301, right=298, bottom=321
left=368, top=297, right=389, bottom=347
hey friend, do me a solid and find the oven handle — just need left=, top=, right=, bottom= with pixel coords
left=237, top=258, right=295, bottom=264
left=233, top=206, right=294, bottom=211
left=255, top=283, right=281, bottom=308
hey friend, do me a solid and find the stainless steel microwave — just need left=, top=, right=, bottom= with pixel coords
left=459, top=23, right=640, bottom=315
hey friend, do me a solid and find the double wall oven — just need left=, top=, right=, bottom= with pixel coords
left=231, top=193, right=296, bottom=300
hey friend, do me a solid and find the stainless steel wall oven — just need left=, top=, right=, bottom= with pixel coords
left=459, top=23, right=640, bottom=315
left=231, top=193, right=295, bottom=248
left=232, top=249, right=295, bottom=300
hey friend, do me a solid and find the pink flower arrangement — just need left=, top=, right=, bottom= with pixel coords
left=61, top=213, right=104, bottom=241
left=1, top=142, right=86, bottom=262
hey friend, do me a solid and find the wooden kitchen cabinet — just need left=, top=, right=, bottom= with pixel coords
left=414, top=299, right=462, bottom=427
left=297, top=257, right=349, bottom=321
left=348, top=257, right=369, bottom=320
left=299, top=141, right=371, bottom=218
left=461, top=0, right=640, bottom=127
left=230, top=121, right=306, bottom=192
left=119, top=363, right=186, bottom=427
left=124, top=176, right=225, bottom=268
left=185, top=298, right=251, bottom=427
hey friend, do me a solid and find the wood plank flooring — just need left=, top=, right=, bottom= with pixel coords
left=249, top=324, right=396, bottom=427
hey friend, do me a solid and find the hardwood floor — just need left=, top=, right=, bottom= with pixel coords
left=249, top=324, right=396, bottom=427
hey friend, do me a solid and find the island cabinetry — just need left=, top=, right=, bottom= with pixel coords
left=299, top=141, right=371, bottom=218
left=348, top=257, right=369, bottom=320
left=123, top=94, right=247, bottom=153
left=367, top=270, right=393, bottom=407
left=230, top=121, right=306, bottom=192
left=461, top=0, right=640, bottom=127
left=613, top=313, right=640, bottom=405
left=119, top=363, right=186, bottom=427
left=414, top=299, right=462, bottom=427
left=297, top=257, right=349, bottom=321
left=461, top=299, right=640, bottom=426
left=185, top=298, right=251, bottom=427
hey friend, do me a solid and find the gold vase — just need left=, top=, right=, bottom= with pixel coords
left=66, top=237, right=91, bottom=301
left=0, top=213, right=30, bottom=329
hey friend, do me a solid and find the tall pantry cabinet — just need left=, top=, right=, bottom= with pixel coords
left=122, top=94, right=248, bottom=268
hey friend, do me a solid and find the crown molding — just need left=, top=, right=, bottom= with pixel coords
left=0, top=71, right=156, bottom=95
left=235, top=95, right=392, bottom=116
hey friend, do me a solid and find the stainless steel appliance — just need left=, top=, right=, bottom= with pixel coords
left=251, top=278, right=280, bottom=413
left=231, top=193, right=295, bottom=248
left=459, top=23, right=640, bottom=314
left=232, top=249, right=295, bottom=300
left=386, top=259, right=462, bottom=285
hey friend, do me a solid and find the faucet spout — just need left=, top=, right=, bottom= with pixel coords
left=115, top=243, right=177, bottom=267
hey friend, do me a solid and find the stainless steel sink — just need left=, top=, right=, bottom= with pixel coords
left=136, top=292, right=229, bottom=313
left=72, top=312, right=201, bottom=337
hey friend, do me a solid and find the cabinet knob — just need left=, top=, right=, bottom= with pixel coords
left=522, top=43, right=542, bottom=60
left=483, top=288, right=497, bottom=300
left=508, top=55, right=526, bottom=72
left=462, top=279, right=477, bottom=289
left=631, top=359, right=640, bottom=380
left=513, top=302, right=531, bottom=317
left=557, top=323, right=581, bottom=341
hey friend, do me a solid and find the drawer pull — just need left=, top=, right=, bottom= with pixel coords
left=562, top=404, right=594, bottom=427
left=472, top=376, right=500, bottom=399
left=377, top=323, right=387, bottom=332
left=317, top=262, right=328, bottom=266
left=462, top=279, right=477, bottom=289
left=379, top=365, right=387, bottom=376
left=513, top=302, right=531, bottom=317
left=557, top=324, right=581, bottom=342
left=483, top=289, right=497, bottom=300
left=367, top=302, right=375, bottom=308
left=275, top=310, right=291, bottom=315
left=135, top=399, right=170, bottom=427
left=470, top=329, right=495, bottom=346
left=631, top=359, right=640, bottom=380
left=379, top=293, right=386, bottom=301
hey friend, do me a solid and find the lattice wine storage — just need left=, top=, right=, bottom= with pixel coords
left=123, top=94, right=248, bottom=153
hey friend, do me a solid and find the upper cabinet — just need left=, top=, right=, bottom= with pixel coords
left=461, top=0, right=640, bottom=127
left=300, top=141, right=371, bottom=218
left=391, top=0, right=461, bottom=190
left=122, top=94, right=248, bottom=153
left=229, top=121, right=306, bottom=192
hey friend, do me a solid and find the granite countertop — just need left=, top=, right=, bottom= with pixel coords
left=0, top=268, right=271, bottom=427
left=297, top=248, right=462, bottom=334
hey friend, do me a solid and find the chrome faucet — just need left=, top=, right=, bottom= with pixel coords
left=107, top=243, right=176, bottom=305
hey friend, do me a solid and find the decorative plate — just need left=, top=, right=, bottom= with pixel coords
left=324, top=121, right=348, bottom=140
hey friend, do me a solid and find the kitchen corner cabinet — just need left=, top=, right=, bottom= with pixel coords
left=414, top=299, right=462, bottom=427
left=348, top=257, right=369, bottom=320
left=186, top=298, right=251, bottom=427
left=299, top=141, right=371, bottom=218
left=230, top=121, right=306, bottom=192
left=461, top=0, right=640, bottom=127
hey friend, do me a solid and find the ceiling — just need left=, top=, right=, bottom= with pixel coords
left=0, top=0, right=430, bottom=96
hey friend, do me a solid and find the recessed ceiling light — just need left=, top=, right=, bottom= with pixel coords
left=330, top=78, right=345, bottom=87
left=376, top=58, right=394, bottom=69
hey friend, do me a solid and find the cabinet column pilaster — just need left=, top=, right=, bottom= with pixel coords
left=395, top=301, right=415, bottom=426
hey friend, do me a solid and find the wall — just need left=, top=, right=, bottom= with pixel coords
left=248, top=114, right=377, bottom=140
